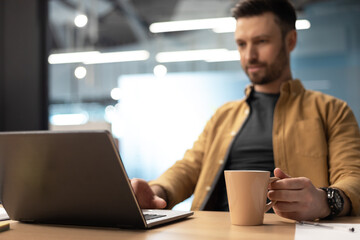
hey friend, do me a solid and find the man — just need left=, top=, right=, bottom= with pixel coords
left=131, top=0, right=360, bottom=221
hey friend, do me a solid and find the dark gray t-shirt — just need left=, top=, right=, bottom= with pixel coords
left=212, top=91, right=279, bottom=211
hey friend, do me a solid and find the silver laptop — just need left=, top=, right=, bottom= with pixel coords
left=0, top=130, right=193, bottom=228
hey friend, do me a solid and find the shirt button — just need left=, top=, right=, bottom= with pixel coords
left=230, top=131, right=236, bottom=136
left=219, top=159, right=224, bottom=165
left=206, top=186, right=211, bottom=192
left=244, top=109, right=250, bottom=115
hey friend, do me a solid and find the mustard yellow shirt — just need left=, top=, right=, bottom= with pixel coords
left=150, top=79, right=360, bottom=216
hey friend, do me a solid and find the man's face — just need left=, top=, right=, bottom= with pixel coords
left=235, top=13, right=289, bottom=85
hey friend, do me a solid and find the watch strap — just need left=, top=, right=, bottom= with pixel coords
left=320, top=187, right=344, bottom=219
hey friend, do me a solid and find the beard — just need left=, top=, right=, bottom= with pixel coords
left=244, top=43, right=288, bottom=85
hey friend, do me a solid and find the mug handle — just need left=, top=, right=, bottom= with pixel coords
left=264, top=177, right=280, bottom=213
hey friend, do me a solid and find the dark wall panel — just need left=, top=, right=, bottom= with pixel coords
left=0, top=0, right=48, bottom=131
left=0, top=1, right=5, bottom=130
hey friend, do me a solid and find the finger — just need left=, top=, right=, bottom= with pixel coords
left=268, top=189, right=304, bottom=202
left=131, top=178, right=162, bottom=209
left=273, top=201, right=302, bottom=213
left=269, top=177, right=311, bottom=190
left=274, top=168, right=291, bottom=179
left=139, top=195, right=166, bottom=209
left=152, top=196, right=167, bottom=209
left=131, top=178, right=148, bottom=193
left=274, top=209, right=304, bottom=221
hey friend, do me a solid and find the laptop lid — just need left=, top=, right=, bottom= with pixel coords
left=0, top=130, right=192, bottom=228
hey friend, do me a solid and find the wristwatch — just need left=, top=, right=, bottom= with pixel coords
left=320, top=187, right=344, bottom=218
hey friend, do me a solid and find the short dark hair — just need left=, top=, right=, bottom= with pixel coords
left=232, top=0, right=297, bottom=36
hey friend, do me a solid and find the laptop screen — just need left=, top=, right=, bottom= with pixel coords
left=0, top=130, right=147, bottom=228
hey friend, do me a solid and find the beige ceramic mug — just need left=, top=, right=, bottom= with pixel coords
left=224, top=170, right=278, bottom=226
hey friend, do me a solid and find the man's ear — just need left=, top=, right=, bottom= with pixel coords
left=286, top=29, right=297, bottom=52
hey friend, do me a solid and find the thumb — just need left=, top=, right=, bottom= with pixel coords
left=274, top=168, right=291, bottom=179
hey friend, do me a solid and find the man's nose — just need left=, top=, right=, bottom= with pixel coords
left=244, top=45, right=258, bottom=63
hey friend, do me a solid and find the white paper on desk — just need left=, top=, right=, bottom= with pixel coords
left=295, top=223, right=360, bottom=240
left=0, top=208, right=10, bottom=221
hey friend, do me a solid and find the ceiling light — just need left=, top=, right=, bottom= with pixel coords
left=212, top=25, right=236, bottom=33
left=296, top=19, right=311, bottom=30
left=156, top=49, right=239, bottom=63
left=83, top=51, right=150, bottom=64
left=74, top=66, right=87, bottom=79
left=205, top=50, right=240, bottom=62
left=150, top=17, right=236, bottom=33
left=74, top=14, right=88, bottom=28
left=153, top=65, right=168, bottom=77
left=48, top=51, right=100, bottom=64
left=150, top=17, right=311, bottom=33
left=50, top=113, right=89, bottom=126
left=48, top=50, right=149, bottom=65
left=110, top=88, right=122, bottom=100
left=105, top=105, right=117, bottom=123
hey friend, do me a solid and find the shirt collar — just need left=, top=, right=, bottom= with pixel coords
left=244, top=79, right=305, bottom=98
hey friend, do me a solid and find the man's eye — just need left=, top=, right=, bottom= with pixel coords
left=238, top=42, right=246, bottom=47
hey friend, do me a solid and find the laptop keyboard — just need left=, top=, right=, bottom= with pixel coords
left=144, top=214, right=166, bottom=221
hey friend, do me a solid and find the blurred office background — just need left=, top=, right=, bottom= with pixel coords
left=1, top=0, right=359, bottom=209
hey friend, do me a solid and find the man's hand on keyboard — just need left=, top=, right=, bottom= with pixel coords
left=131, top=178, right=167, bottom=209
